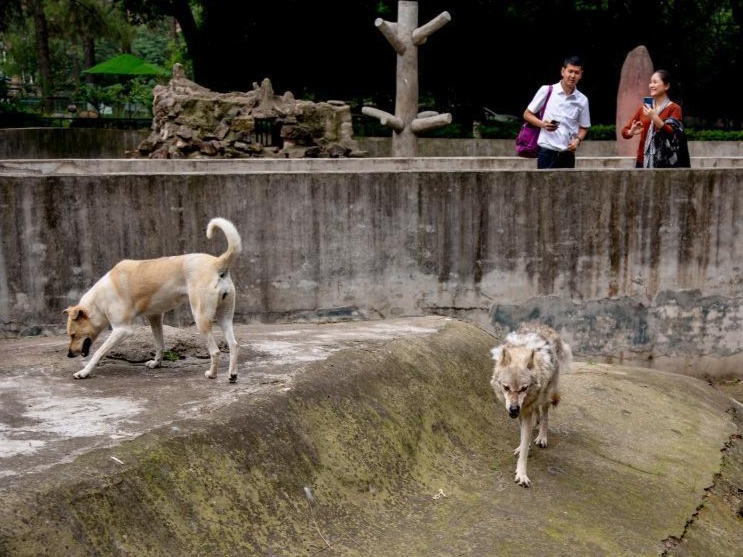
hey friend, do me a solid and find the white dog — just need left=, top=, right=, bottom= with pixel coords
left=64, top=217, right=242, bottom=382
left=490, top=322, right=572, bottom=487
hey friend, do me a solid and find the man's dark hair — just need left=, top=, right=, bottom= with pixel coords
left=563, top=55, right=583, bottom=68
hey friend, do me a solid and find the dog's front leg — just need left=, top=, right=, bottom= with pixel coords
left=146, top=314, right=165, bottom=369
left=514, top=415, right=533, bottom=487
left=74, top=327, right=133, bottom=379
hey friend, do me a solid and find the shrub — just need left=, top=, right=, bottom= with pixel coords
left=686, top=128, right=743, bottom=141
left=586, top=124, right=615, bottom=140
left=477, top=120, right=522, bottom=139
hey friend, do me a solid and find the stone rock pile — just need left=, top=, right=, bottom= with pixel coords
left=133, top=64, right=361, bottom=159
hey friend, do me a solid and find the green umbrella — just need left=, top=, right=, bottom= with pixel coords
left=83, top=53, right=169, bottom=77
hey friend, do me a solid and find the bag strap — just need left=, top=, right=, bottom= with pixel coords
left=538, top=85, right=553, bottom=119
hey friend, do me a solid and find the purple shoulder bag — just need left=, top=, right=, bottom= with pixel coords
left=515, top=85, right=553, bottom=158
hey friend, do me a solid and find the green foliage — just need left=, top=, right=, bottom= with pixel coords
left=74, top=83, right=115, bottom=114
left=476, top=120, right=522, bottom=139
left=419, top=122, right=470, bottom=139
left=0, top=98, right=45, bottom=126
left=353, top=116, right=390, bottom=137
left=686, top=128, right=743, bottom=141
left=583, top=126, right=743, bottom=142
left=585, top=124, right=616, bottom=141
left=127, top=79, right=155, bottom=109
left=73, top=77, right=154, bottom=117
left=3, top=0, right=742, bottom=128
left=132, top=23, right=171, bottom=67
left=1, top=25, right=36, bottom=85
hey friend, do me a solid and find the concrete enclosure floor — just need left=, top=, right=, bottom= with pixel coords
left=0, top=317, right=742, bottom=556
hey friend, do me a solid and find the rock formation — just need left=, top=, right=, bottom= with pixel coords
left=133, top=64, right=360, bottom=159
left=616, top=46, right=654, bottom=158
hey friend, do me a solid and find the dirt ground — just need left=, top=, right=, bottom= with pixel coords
left=1, top=319, right=742, bottom=556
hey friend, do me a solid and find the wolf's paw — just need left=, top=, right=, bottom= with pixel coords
left=534, top=435, right=548, bottom=448
left=204, top=370, right=216, bottom=379
left=228, top=373, right=237, bottom=384
left=514, top=472, right=531, bottom=487
left=145, top=359, right=162, bottom=369
left=73, top=370, right=90, bottom=379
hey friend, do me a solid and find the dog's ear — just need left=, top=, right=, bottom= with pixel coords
left=499, top=348, right=511, bottom=366
left=63, top=307, right=86, bottom=321
left=526, top=350, right=535, bottom=370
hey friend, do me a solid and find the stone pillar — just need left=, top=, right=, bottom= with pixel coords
left=362, top=1, right=452, bottom=157
left=616, top=46, right=654, bottom=158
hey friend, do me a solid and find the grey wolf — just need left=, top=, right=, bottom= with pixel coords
left=490, top=322, right=572, bottom=487
left=64, top=217, right=242, bottom=382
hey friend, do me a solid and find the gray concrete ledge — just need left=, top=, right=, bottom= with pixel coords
left=2, top=155, right=743, bottom=175
left=0, top=317, right=740, bottom=556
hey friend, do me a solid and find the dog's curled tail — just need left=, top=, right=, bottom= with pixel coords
left=207, top=217, right=242, bottom=269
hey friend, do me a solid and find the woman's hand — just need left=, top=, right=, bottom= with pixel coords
left=642, top=106, right=664, bottom=128
left=628, top=119, right=644, bottom=136
left=642, top=105, right=656, bottom=118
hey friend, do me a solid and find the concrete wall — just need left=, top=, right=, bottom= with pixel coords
left=1, top=164, right=741, bottom=379
left=0, top=128, right=148, bottom=159
left=1, top=127, right=742, bottom=159
left=357, top=137, right=743, bottom=158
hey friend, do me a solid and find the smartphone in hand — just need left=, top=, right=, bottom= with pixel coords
left=643, top=96, right=653, bottom=107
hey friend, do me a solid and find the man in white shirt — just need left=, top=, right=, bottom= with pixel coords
left=523, top=55, right=591, bottom=169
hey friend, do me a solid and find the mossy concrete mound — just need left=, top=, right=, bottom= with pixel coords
left=0, top=318, right=740, bottom=556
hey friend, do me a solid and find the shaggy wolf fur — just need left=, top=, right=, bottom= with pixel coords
left=64, top=217, right=242, bottom=382
left=490, top=322, right=572, bottom=487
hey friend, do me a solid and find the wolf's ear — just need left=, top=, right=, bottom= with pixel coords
left=499, top=348, right=511, bottom=366
left=526, top=350, right=535, bottom=370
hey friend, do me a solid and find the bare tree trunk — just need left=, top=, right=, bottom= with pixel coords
left=29, top=0, right=53, bottom=113
left=83, top=36, right=96, bottom=85
left=170, top=0, right=203, bottom=82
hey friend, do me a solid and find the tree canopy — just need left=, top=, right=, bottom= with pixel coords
left=111, top=0, right=741, bottom=126
left=2, top=0, right=741, bottom=127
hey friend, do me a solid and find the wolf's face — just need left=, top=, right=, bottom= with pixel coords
left=490, top=346, right=536, bottom=418
left=494, top=370, right=534, bottom=418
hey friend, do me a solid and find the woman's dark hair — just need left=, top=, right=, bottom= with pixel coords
left=655, top=69, right=672, bottom=87
left=655, top=69, right=682, bottom=102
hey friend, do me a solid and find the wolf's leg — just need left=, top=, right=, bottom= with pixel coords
left=534, top=404, right=549, bottom=448
left=514, top=413, right=538, bottom=455
left=514, top=414, right=533, bottom=487
left=146, top=314, right=165, bottom=369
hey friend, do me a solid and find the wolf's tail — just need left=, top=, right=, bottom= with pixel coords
left=559, top=340, right=573, bottom=373
left=207, top=217, right=242, bottom=270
